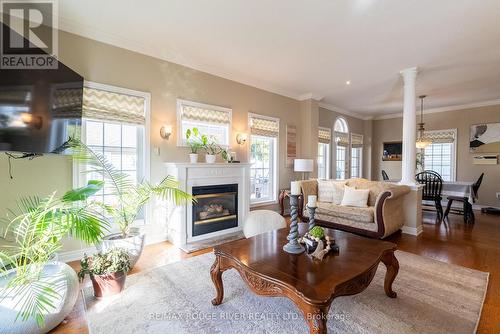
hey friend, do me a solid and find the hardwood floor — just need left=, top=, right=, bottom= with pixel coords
left=51, top=210, right=500, bottom=333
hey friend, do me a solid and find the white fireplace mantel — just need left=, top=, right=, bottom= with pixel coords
left=164, top=162, right=251, bottom=248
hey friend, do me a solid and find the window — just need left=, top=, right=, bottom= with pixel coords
left=317, top=127, right=331, bottom=179
left=177, top=99, right=231, bottom=146
left=351, top=133, right=363, bottom=178
left=422, top=129, right=457, bottom=181
left=334, top=117, right=349, bottom=179
left=335, top=146, right=346, bottom=179
left=249, top=114, right=279, bottom=205
left=77, top=83, right=149, bottom=221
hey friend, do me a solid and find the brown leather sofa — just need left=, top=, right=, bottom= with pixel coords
left=299, top=178, right=411, bottom=239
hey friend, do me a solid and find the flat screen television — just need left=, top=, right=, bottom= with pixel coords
left=0, top=23, right=83, bottom=154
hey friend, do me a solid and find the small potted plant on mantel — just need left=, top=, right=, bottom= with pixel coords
left=185, top=127, right=203, bottom=163
left=201, top=134, right=222, bottom=163
left=78, top=248, right=131, bottom=298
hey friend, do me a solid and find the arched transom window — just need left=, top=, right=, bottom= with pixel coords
left=334, top=117, right=349, bottom=179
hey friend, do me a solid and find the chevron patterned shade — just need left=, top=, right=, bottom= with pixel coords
left=249, top=115, right=279, bottom=137
left=52, top=88, right=83, bottom=118
left=424, top=129, right=455, bottom=143
left=351, top=133, right=364, bottom=147
left=318, top=127, right=331, bottom=144
left=180, top=102, right=231, bottom=125
left=335, top=131, right=349, bottom=146
left=83, top=87, right=145, bottom=124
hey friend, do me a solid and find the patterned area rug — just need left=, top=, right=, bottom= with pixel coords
left=83, top=251, right=488, bottom=334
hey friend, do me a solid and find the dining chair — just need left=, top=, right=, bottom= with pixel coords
left=444, top=173, right=484, bottom=223
left=381, top=170, right=389, bottom=181
left=243, top=210, right=286, bottom=238
left=415, top=170, right=444, bottom=221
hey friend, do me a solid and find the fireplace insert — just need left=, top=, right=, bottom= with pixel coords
left=192, top=184, right=238, bottom=237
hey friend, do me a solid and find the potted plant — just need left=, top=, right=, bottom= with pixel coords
left=201, top=134, right=221, bottom=163
left=78, top=248, right=130, bottom=298
left=185, top=127, right=203, bottom=163
left=67, top=138, right=193, bottom=268
left=0, top=181, right=109, bottom=333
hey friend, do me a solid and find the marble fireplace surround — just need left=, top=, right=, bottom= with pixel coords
left=164, top=163, right=251, bottom=250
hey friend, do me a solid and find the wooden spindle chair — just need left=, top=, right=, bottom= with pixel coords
left=416, top=170, right=444, bottom=221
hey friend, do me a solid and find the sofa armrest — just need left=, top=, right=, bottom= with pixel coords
left=374, top=185, right=411, bottom=238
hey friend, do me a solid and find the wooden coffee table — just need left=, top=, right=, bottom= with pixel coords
left=210, top=225, right=399, bottom=334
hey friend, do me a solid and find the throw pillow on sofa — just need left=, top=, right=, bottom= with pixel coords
left=318, top=180, right=345, bottom=204
left=341, top=186, right=370, bottom=208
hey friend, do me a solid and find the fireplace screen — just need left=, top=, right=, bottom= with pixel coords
left=192, top=184, right=238, bottom=237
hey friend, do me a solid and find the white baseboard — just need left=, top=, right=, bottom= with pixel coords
left=402, top=225, right=423, bottom=236
left=473, top=204, right=500, bottom=210
left=57, top=234, right=169, bottom=263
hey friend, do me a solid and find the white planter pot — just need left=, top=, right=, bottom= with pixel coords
left=189, top=153, right=198, bottom=163
left=96, top=227, right=145, bottom=269
left=0, top=262, right=79, bottom=334
left=205, top=154, right=216, bottom=163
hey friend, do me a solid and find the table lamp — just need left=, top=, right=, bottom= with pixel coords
left=294, top=159, right=313, bottom=180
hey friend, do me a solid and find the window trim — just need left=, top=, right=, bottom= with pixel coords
left=73, top=81, right=151, bottom=225
left=351, top=146, right=363, bottom=178
left=317, top=142, right=330, bottom=179
left=333, top=117, right=350, bottom=180
left=176, top=99, right=232, bottom=147
left=422, top=128, right=457, bottom=182
left=248, top=113, right=280, bottom=206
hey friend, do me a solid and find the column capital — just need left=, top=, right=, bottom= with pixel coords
left=399, top=67, right=418, bottom=80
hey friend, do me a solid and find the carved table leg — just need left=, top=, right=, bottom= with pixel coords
left=381, top=250, right=399, bottom=298
left=302, top=304, right=330, bottom=334
left=210, top=255, right=225, bottom=305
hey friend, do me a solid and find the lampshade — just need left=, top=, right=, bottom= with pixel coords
left=294, top=159, right=313, bottom=172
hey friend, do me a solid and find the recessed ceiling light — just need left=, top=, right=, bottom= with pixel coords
left=346, top=80, right=351, bottom=85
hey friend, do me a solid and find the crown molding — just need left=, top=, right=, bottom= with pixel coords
left=319, top=102, right=373, bottom=121
left=58, top=19, right=303, bottom=101
left=298, top=93, right=324, bottom=101
left=373, top=98, right=500, bottom=120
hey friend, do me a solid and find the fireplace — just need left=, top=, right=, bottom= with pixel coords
left=192, top=184, right=238, bottom=237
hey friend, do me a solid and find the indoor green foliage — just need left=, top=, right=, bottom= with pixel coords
left=0, top=181, right=109, bottom=328
left=78, top=248, right=130, bottom=281
left=309, top=226, right=325, bottom=239
left=201, top=133, right=222, bottom=155
left=66, top=138, right=194, bottom=238
left=185, top=127, right=203, bottom=154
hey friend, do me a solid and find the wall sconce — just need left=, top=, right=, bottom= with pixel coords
left=160, top=125, right=173, bottom=140
left=21, top=112, right=43, bottom=129
left=236, top=133, right=247, bottom=145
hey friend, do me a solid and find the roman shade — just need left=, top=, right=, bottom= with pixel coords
left=83, top=87, right=146, bottom=124
left=335, top=132, right=349, bottom=147
left=351, top=133, right=364, bottom=148
left=249, top=114, right=279, bottom=137
left=318, top=127, right=332, bottom=144
left=52, top=88, right=82, bottom=118
left=179, top=100, right=231, bottom=125
left=424, top=129, right=456, bottom=143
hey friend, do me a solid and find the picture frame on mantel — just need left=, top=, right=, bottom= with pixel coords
left=286, top=124, right=297, bottom=167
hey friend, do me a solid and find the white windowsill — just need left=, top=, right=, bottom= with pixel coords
left=250, top=200, right=278, bottom=208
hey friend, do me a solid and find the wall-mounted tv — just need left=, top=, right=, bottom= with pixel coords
left=0, top=23, right=83, bottom=154
left=382, top=142, right=402, bottom=161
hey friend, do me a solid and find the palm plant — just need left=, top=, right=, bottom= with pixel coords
left=66, top=138, right=194, bottom=238
left=0, top=181, right=109, bottom=328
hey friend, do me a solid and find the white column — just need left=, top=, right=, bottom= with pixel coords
left=399, top=67, right=418, bottom=186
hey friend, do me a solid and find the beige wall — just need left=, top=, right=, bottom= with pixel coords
left=372, top=105, right=500, bottom=207
left=0, top=30, right=304, bottom=252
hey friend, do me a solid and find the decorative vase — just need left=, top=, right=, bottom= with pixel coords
left=90, top=271, right=127, bottom=298
left=205, top=154, right=216, bottom=163
left=96, top=227, right=145, bottom=269
left=0, top=262, right=79, bottom=334
left=189, top=153, right=198, bottom=163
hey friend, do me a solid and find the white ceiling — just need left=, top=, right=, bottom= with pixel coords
left=58, top=0, right=500, bottom=117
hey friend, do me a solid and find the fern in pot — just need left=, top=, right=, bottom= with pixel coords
left=185, top=127, right=203, bottom=163
left=78, top=248, right=130, bottom=298
left=67, top=138, right=193, bottom=268
left=0, top=181, right=109, bottom=334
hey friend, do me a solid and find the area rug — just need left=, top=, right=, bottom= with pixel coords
left=83, top=251, right=488, bottom=334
